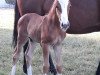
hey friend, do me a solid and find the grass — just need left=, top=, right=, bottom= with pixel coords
left=0, top=8, right=100, bottom=75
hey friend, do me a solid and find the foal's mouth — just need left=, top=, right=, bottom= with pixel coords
left=61, top=26, right=69, bottom=32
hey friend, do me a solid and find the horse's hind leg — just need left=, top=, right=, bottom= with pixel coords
left=11, top=35, right=28, bottom=75
left=25, top=40, right=35, bottom=75
left=53, top=45, right=62, bottom=75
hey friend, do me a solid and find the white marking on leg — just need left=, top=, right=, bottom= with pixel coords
left=27, top=65, right=32, bottom=75
left=43, top=74, right=47, bottom=75
left=57, top=73, right=62, bottom=75
left=11, top=65, right=16, bottom=75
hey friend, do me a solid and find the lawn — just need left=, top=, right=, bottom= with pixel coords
left=0, top=8, right=100, bottom=75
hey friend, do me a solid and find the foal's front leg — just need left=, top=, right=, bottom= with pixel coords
left=53, top=45, right=62, bottom=75
left=41, top=43, right=50, bottom=75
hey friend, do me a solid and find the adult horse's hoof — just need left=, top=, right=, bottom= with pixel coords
left=49, top=66, right=57, bottom=75
left=96, top=62, right=100, bottom=75
left=23, top=64, right=27, bottom=74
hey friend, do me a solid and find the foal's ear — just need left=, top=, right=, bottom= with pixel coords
left=56, top=8, right=61, bottom=19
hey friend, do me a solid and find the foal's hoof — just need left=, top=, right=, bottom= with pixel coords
left=49, top=67, right=57, bottom=75
left=23, top=65, right=27, bottom=74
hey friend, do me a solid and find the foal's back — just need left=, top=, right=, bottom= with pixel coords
left=18, top=13, right=44, bottom=42
left=18, top=13, right=43, bottom=28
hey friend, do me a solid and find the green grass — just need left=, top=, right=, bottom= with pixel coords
left=0, top=8, right=100, bottom=75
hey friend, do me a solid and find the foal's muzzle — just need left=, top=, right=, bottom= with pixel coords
left=61, top=21, right=70, bottom=31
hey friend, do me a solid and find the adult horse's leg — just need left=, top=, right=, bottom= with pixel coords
left=12, top=0, right=20, bottom=47
left=96, top=62, right=100, bottom=75
left=49, top=54, right=57, bottom=75
left=23, top=42, right=28, bottom=74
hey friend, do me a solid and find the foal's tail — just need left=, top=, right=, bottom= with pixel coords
left=12, top=0, right=21, bottom=47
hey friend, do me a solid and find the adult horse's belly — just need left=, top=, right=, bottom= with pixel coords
left=67, top=0, right=100, bottom=34
left=17, top=0, right=45, bottom=16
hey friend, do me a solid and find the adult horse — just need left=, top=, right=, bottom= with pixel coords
left=13, top=0, right=100, bottom=75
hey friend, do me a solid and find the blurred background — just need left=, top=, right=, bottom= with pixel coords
left=0, top=0, right=15, bottom=8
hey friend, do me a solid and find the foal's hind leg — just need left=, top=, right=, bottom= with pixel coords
left=11, top=35, right=28, bottom=75
left=53, top=45, right=62, bottom=75
left=25, top=40, right=35, bottom=75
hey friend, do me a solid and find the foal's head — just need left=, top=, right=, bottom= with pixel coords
left=58, top=0, right=70, bottom=31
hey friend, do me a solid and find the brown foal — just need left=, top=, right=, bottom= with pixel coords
left=11, top=0, right=70, bottom=75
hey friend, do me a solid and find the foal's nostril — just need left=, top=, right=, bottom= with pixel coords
left=62, top=23, right=69, bottom=28
left=62, top=24, right=67, bottom=28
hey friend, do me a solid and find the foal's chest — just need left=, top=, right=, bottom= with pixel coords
left=41, top=27, right=66, bottom=45
left=51, top=31, right=66, bottom=45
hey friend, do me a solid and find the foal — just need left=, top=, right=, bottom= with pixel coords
left=11, top=0, right=70, bottom=75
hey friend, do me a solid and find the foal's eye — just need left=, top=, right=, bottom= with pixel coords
left=59, top=18, right=61, bottom=23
